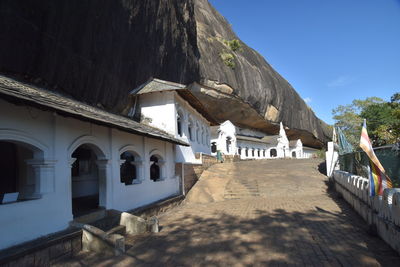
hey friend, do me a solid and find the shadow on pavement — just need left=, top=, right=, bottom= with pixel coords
left=57, top=200, right=400, bottom=266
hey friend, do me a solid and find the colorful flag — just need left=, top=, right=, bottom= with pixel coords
left=359, top=119, right=392, bottom=196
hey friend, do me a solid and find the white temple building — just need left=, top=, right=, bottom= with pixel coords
left=0, top=76, right=218, bottom=250
left=211, top=120, right=317, bottom=160
left=0, top=75, right=318, bottom=251
left=130, top=79, right=218, bottom=164
left=210, top=120, right=237, bottom=156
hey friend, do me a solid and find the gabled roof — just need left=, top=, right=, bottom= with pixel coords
left=130, top=78, right=186, bottom=95
left=130, top=78, right=219, bottom=126
left=303, top=146, right=319, bottom=151
left=0, top=76, right=189, bottom=146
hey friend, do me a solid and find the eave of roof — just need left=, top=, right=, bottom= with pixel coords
left=130, top=78, right=219, bottom=126
left=0, top=76, right=189, bottom=146
left=236, top=135, right=271, bottom=144
left=261, top=135, right=280, bottom=143
left=303, top=146, right=319, bottom=151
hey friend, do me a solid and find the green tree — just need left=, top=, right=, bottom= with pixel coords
left=360, top=102, right=398, bottom=146
left=332, top=94, right=400, bottom=147
left=332, top=97, right=384, bottom=146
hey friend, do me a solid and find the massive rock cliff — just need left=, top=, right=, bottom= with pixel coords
left=0, top=0, right=330, bottom=148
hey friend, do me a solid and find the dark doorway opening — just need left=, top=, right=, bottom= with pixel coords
left=71, top=145, right=100, bottom=217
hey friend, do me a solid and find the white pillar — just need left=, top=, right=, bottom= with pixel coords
left=25, top=159, right=57, bottom=198
left=96, top=159, right=112, bottom=208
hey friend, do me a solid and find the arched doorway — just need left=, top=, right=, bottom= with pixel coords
left=292, top=151, right=297, bottom=158
left=270, top=149, right=277, bottom=158
left=211, top=142, right=217, bottom=153
left=70, top=144, right=106, bottom=217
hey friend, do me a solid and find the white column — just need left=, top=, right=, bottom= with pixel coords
left=96, top=159, right=111, bottom=208
left=26, top=159, right=57, bottom=198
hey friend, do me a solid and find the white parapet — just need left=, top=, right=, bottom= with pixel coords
left=332, top=170, right=400, bottom=255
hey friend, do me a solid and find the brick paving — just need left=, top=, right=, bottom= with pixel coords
left=54, top=159, right=400, bottom=266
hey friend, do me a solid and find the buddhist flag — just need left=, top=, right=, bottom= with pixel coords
left=359, top=119, right=392, bottom=196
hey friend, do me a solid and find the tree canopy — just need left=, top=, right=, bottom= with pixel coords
left=332, top=94, right=400, bottom=147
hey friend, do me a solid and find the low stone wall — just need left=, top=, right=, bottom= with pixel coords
left=177, top=154, right=220, bottom=195
left=223, top=155, right=240, bottom=163
left=199, top=153, right=220, bottom=169
left=130, top=195, right=185, bottom=218
left=0, top=229, right=82, bottom=266
left=332, top=170, right=400, bottom=254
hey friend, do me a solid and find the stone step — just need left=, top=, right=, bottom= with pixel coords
left=225, top=190, right=259, bottom=193
left=105, top=225, right=126, bottom=236
left=224, top=194, right=261, bottom=197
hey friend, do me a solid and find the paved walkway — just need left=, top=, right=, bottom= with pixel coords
left=55, top=159, right=400, bottom=266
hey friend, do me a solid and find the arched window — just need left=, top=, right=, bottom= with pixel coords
left=245, top=148, right=248, bottom=157
left=211, top=142, right=217, bottom=153
left=258, top=150, right=260, bottom=158
left=252, top=149, right=255, bottom=157
left=270, top=149, right=277, bottom=158
left=0, top=140, right=47, bottom=204
left=150, top=155, right=163, bottom=182
left=177, top=111, right=183, bottom=137
left=120, top=152, right=139, bottom=185
left=238, top=147, right=242, bottom=156
left=263, top=150, right=266, bottom=157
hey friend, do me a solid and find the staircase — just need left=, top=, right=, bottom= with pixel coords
left=224, top=179, right=260, bottom=199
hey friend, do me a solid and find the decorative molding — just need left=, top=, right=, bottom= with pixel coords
left=0, top=128, right=49, bottom=157
left=67, top=135, right=108, bottom=159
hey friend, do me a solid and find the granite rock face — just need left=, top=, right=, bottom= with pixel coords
left=0, top=0, right=330, bottom=148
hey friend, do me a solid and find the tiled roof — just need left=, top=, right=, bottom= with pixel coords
left=236, top=135, right=271, bottom=144
left=130, top=78, right=219, bottom=126
left=303, top=146, right=319, bottom=151
left=0, top=75, right=189, bottom=146
left=261, top=135, right=280, bottom=144
left=130, top=78, right=186, bottom=95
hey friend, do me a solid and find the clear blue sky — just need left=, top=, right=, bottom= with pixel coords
left=209, top=0, right=400, bottom=125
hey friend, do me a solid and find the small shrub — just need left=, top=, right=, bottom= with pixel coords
left=219, top=51, right=235, bottom=69
left=223, top=39, right=243, bottom=52
left=316, top=149, right=326, bottom=159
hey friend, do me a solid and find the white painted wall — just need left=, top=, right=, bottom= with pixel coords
left=0, top=98, right=179, bottom=250
left=138, top=91, right=211, bottom=163
left=326, top=142, right=339, bottom=177
left=138, top=92, right=176, bottom=134
left=289, top=139, right=303, bottom=159
left=174, top=93, right=211, bottom=163
left=236, top=140, right=270, bottom=159
left=210, top=120, right=237, bottom=156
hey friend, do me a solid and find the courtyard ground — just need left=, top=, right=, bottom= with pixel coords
left=54, top=159, right=400, bottom=266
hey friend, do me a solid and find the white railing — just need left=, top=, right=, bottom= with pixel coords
left=332, top=170, right=400, bottom=254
